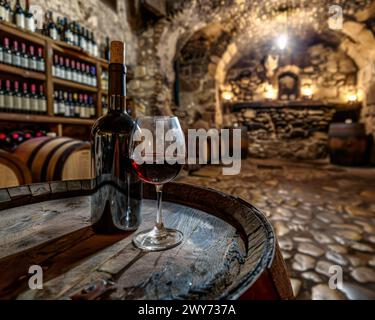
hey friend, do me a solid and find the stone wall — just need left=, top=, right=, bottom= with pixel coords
left=18, top=0, right=137, bottom=63
left=234, top=106, right=336, bottom=160
left=225, top=43, right=357, bottom=104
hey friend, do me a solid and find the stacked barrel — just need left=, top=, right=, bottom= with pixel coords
left=0, top=137, right=92, bottom=188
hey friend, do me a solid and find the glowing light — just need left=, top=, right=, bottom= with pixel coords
left=276, top=34, right=288, bottom=50
left=264, top=84, right=277, bottom=100
left=222, top=91, right=234, bottom=101
left=301, top=84, right=314, bottom=99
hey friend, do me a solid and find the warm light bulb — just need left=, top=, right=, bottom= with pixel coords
left=264, top=84, right=277, bottom=100
left=222, top=91, right=234, bottom=101
left=301, top=84, right=313, bottom=99
left=276, top=34, right=288, bottom=50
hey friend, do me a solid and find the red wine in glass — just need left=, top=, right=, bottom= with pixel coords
left=131, top=154, right=183, bottom=185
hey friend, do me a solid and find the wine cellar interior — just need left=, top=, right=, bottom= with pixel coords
left=1, top=0, right=375, bottom=302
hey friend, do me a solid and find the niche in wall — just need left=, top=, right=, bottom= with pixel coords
left=100, top=0, right=117, bottom=11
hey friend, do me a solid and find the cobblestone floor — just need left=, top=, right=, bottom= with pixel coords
left=178, top=159, right=375, bottom=300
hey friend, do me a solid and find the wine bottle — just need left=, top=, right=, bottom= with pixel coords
left=91, top=41, right=142, bottom=233
left=3, top=38, right=12, bottom=65
left=68, top=92, right=74, bottom=117
left=46, top=11, right=58, bottom=40
left=22, top=82, right=31, bottom=113
left=13, top=81, right=22, bottom=112
left=104, top=37, right=110, bottom=61
left=4, top=80, right=13, bottom=112
left=37, top=48, right=45, bottom=71
left=89, top=95, right=95, bottom=118
left=25, top=0, right=34, bottom=32
left=91, top=32, right=98, bottom=57
left=59, top=56, right=65, bottom=79
left=64, top=91, right=70, bottom=117
left=52, top=54, right=59, bottom=77
left=13, top=0, right=25, bottom=29
left=63, top=17, right=73, bottom=44
left=76, top=61, right=82, bottom=83
left=53, top=90, right=59, bottom=115
left=12, top=40, right=21, bottom=67
left=28, top=45, right=37, bottom=70
left=3, top=0, right=10, bottom=22
left=30, top=83, right=38, bottom=114
left=0, top=0, right=4, bottom=21
left=65, top=58, right=72, bottom=81
left=71, top=59, right=77, bottom=82
left=80, top=26, right=87, bottom=51
left=58, top=90, right=65, bottom=116
left=0, top=80, right=5, bottom=112
left=20, top=43, right=28, bottom=69
left=0, top=39, right=3, bottom=63
left=38, top=84, right=46, bottom=114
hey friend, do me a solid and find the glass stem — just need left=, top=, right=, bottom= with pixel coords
left=155, top=184, right=164, bottom=229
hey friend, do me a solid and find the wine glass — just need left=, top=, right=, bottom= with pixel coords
left=129, top=116, right=186, bottom=251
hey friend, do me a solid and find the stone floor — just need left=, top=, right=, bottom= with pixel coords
left=178, top=159, right=375, bottom=300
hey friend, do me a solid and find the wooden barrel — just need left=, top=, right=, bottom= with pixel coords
left=0, top=150, right=32, bottom=188
left=328, top=123, right=368, bottom=166
left=0, top=181, right=293, bottom=300
left=13, top=137, right=92, bottom=182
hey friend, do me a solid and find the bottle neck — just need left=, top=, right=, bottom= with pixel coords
left=108, top=62, right=127, bottom=113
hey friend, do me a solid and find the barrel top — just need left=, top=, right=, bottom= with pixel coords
left=0, top=181, right=278, bottom=300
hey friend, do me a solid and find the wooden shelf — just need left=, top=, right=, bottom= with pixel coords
left=53, top=78, right=98, bottom=93
left=0, top=21, right=107, bottom=139
left=0, top=63, right=46, bottom=81
left=0, top=21, right=45, bottom=46
left=0, top=112, right=95, bottom=126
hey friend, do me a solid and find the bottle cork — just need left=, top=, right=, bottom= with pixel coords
left=110, top=41, right=126, bottom=64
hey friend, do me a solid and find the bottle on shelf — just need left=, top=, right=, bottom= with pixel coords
left=20, top=43, right=28, bottom=69
left=57, top=90, right=65, bottom=116
left=0, top=80, right=5, bottom=112
left=30, top=83, right=39, bottom=114
left=89, top=95, right=95, bottom=118
left=25, top=0, right=35, bottom=32
left=12, top=40, right=21, bottom=67
left=76, top=61, right=82, bottom=83
left=52, top=54, right=59, bottom=77
left=13, top=80, right=22, bottom=112
left=4, top=79, right=13, bottom=112
left=71, top=59, right=77, bottom=82
left=0, top=0, right=5, bottom=21
left=65, top=58, right=72, bottom=81
left=68, top=92, right=74, bottom=117
left=3, top=0, right=10, bottom=23
left=81, top=62, right=86, bottom=84
left=64, top=91, right=69, bottom=117
left=46, top=11, right=58, bottom=40
left=22, top=82, right=30, bottom=113
left=56, top=17, right=64, bottom=41
left=73, top=92, right=79, bottom=117
left=37, top=47, right=45, bottom=71
left=63, top=17, right=73, bottom=44
left=3, top=38, right=12, bottom=65
left=78, top=93, right=84, bottom=118
left=90, top=65, right=96, bottom=87
left=38, top=84, right=47, bottom=114
left=59, top=56, right=65, bottom=79
left=53, top=90, right=59, bottom=115
left=101, top=96, right=107, bottom=115
left=28, top=45, right=37, bottom=70
left=13, top=0, right=25, bottom=29
left=104, top=37, right=110, bottom=61
left=80, top=26, right=87, bottom=51
left=0, top=39, right=3, bottom=63
left=91, top=32, right=98, bottom=58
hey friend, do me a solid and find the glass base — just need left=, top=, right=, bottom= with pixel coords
left=133, top=225, right=183, bottom=251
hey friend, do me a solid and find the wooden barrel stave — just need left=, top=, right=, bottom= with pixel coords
left=328, top=123, right=369, bottom=166
left=13, top=137, right=92, bottom=182
left=0, top=181, right=293, bottom=300
left=0, top=150, right=32, bottom=188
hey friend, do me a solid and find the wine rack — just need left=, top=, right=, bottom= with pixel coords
left=0, top=20, right=109, bottom=138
